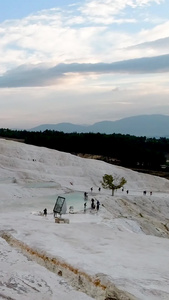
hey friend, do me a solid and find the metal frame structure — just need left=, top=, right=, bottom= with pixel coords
left=53, top=196, right=66, bottom=217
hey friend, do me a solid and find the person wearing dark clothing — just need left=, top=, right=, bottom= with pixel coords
left=91, top=198, right=95, bottom=209
left=84, top=202, right=87, bottom=213
left=43, top=208, right=47, bottom=216
left=96, top=200, right=100, bottom=211
left=84, top=192, right=88, bottom=199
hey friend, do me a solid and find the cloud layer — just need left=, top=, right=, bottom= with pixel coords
left=0, top=54, right=169, bottom=87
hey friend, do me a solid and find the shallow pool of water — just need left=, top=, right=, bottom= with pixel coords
left=55, top=191, right=87, bottom=213
left=37, top=191, right=89, bottom=214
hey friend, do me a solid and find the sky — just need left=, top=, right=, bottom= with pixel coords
left=0, top=0, right=169, bottom=129
left=1, top=138, right=169, bottom=299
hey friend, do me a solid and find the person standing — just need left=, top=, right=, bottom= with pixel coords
left=91, top=198, right=95, bottom=209
left=43, top=208, right=47, bottom=216
left=96, top=200, right=100, bottom=211
left=84, top=192, right=88, bottom=199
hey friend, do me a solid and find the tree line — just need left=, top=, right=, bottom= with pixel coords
left=0, top=128, right=169, bottom=171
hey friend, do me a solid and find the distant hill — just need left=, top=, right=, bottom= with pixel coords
left=30, top=114, right=169, bottom=137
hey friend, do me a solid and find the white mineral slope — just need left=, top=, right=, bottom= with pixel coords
left=0, top=138, right=169, bottom=300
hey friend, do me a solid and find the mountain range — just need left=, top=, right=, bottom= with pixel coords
left=30, top=114, right=169, bottom=137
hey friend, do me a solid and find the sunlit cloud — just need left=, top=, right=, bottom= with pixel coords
left=0, top=1, right=168, bottom=74
left=79, top=0, right=164, bottom=24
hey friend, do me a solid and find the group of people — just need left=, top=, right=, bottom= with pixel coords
left=143, top=190, right=152, bottom=196
left=122, top=188, right=129, bottom=194
left=90, top=187, right=101, bottom=193
left=83, top=187, right=101, bottom=213
left=83, top=197, right=100, bottom=213
left=122, top=188, right=153, bottom=196
left=91, top=198, right=100, bottom=211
